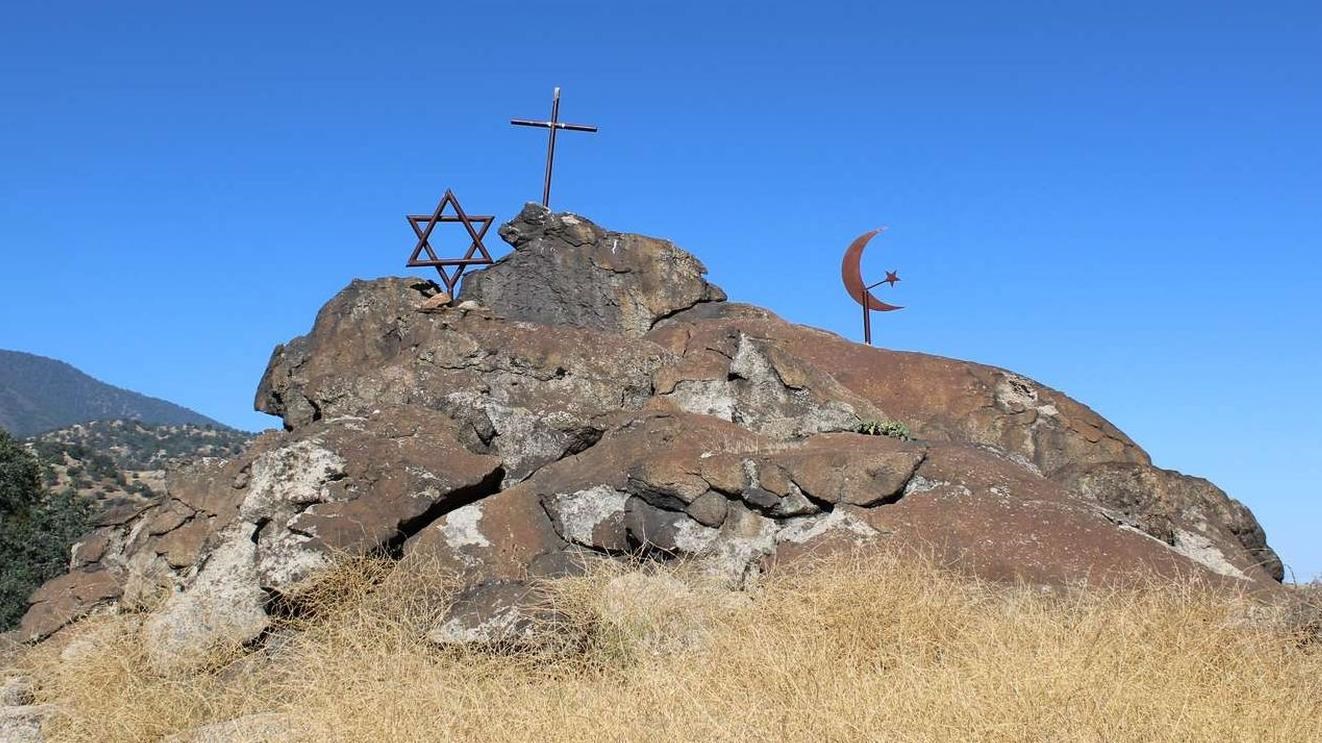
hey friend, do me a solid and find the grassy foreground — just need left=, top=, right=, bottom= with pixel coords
left=17, top=551, right=1322, bottom=742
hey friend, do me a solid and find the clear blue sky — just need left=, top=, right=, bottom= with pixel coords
left=1, top=2, right=1318, bottom=579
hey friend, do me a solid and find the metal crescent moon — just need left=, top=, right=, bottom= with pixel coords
left=841, top=229, right=903, bottom=311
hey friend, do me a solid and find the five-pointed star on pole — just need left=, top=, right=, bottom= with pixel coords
left=405, top=189, right=495, bottom=295
left=867, top=270, right=902, bottom=291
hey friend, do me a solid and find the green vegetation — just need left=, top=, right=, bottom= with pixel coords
left=0, top=420, right=251, bottom=629
left=28, top=419, right=251, bottom=471
left=0, top=429, right=95, bottom=630
left=854, top=419, right=912, bottom=440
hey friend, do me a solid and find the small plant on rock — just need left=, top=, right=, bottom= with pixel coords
left=854, top=419, right=912, bottom=440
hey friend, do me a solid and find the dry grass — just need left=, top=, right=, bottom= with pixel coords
left=16, top=551, right=1322, bottom=742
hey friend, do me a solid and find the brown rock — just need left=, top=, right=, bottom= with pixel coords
left=686, top=491, right=730, bottom=528
left=755, top=462, right=795, bottom=498
left=768, top=433, right=926, bottom=507
left=650, top=331, right=884, bottom=439
left=404, top=484, right=565, bottom=581
left=254, top=275, right=671, bottom=480
left=542, top=486, right=632, bottom=552
left=70, top=531, right=110, bottom=567
left=417, top=291, right=453, bottom=312
left=460, top=203, right=726, bottom=336
left=1058, top=461, right=1284, bottom=582
left=154, top=517, right=213, bottom=569
left=95, top=498, right=154, bottom=527
left=20, top=568, right=121, bottom=641
left=282, top=406, right=503, bottom=555
left=166, top=456, right=252, bottom=522
left=696, top=453, right=748, bottom=495
left=650, top=303, right=1148, bottom=476
left=624, top=497, right=705, bottom=555
left=145, top=501, right=196, bottom=536
left=846, top=445, right=1261, bottom=588
left=627, top=459, right=710, bottom=508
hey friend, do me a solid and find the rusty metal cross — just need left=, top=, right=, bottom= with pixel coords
left=510, top=87, right=598, bottom=208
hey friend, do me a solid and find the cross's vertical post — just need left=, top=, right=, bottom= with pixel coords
left=511, top=87, right=598, bottom=208
left=542, top=88, right=561, bottom=207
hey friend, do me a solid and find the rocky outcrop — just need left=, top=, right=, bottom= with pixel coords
left=460, top=204, right=726, bottom=335
left=1056, top=462, right=1284, bottom=580
left=18, top=203, right=1283, bottom=659
left=646, top=301, right=1149, bottom=477
left=21, top=408, right=504, bottom=671
left=255, top=276, right=667, bottom=482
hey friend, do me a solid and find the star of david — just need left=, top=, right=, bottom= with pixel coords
left=405, top=189, right=495, bottom=295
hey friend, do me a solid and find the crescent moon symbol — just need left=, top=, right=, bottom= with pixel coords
left=841, top=229, right=903, bottom=312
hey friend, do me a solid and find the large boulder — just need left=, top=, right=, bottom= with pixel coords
left=460, top=203, right=726, bottom=335
left=20, top=205, right=1284, bottom=660
left=647, top=301, right=1149, bottom=476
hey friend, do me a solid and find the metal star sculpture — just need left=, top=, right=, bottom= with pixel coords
left=405, top=189, right=495, bottom=295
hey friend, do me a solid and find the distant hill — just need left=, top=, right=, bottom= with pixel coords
left=26, top=419, right=255, bottom=512
left=0, top=350, right=225, bottom=437
left=28, top=419, right=252, bottom=471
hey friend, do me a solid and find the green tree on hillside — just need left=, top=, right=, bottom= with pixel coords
left=0, top=430, right=95, bottom=630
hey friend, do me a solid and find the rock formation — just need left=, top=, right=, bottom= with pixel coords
left=18, top=204, right=1283, bottom=670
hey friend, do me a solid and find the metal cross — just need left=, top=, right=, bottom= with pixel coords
left=510, top=87, right=598, bottom=208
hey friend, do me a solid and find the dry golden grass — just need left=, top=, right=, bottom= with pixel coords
left=16, top=551, right=1322, bottom=742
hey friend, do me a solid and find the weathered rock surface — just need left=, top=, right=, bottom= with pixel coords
left=427, top=581, right=550, bottom=648
left=460, top=203, right=726, bottom=335
left=19, top=203, right=1284, bottom=655
left=0, top=703, right=53, bottom=743
left=20, top=568, right=120, bottom=641
left=1057, top=462, right=1283, bottom=581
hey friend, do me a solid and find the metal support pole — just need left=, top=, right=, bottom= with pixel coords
left=542, top=88, right=560, bottom=207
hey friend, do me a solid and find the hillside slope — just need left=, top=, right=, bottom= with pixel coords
left=0, top=351, right=224, bottom=437
left=26, top=420, right=254, bottom=513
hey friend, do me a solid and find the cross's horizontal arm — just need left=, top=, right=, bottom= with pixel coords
left=510, top=119, right=599, bottom=132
